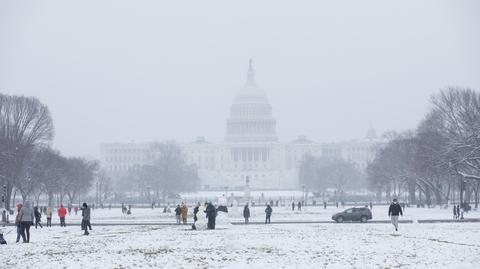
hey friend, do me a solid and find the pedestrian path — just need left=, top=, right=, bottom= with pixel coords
left=3, top=218, right=479, bottom=226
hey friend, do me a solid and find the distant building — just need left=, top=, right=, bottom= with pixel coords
left=100, top=61, right=384, bottom=190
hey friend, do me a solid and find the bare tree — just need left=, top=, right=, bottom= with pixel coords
left=0, top=94, right=54, bottom=209
left=119, top=142, right=200, bottom=201
left=299, top=155, right=361, bottom=202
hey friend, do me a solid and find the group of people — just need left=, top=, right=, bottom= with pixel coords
left=453, top=204, right=463, bottom=219
left=121, top=204, right=132, bottom=215
left=180, top=201, right=274, bottom=230
left=242, top=203, right=273, bottom=224
left=0, top=202, right=93, bottom=244
left=174, top=203, right=189, bottom=224
left=291, top=201, right=303, bottom=211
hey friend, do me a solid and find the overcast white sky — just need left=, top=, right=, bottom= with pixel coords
left=1, top=0, right=479, bottom=157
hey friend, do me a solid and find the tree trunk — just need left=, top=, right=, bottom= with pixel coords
left=385, top=186, right=392, bottom=202
left=425, top=184, right=432, bottom=207
left=10, top=188, right=17, bottom=210
left=474, top=182, right=479, bottom=209
left=407, top=180, right=416, bottom=205
left=4, top=182, right=14, bottom=211
left=47, top=192, right=53, bottom=207
left=375, top=189, right=382, bottom=202
left=459, top=178, right=464, bottom=208
left=21, top=191, right=27, bottom=203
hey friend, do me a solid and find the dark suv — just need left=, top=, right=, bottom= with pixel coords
left=332, top=207, right=372, bottom=223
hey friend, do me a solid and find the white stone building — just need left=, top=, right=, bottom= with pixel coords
left=100, top=61, right=383, bottom=190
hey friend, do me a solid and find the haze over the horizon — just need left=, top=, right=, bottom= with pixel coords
left=1, top=0, right=479, bottom=158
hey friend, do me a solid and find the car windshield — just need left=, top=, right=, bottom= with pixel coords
left=344, top=209, right=353, bottom=213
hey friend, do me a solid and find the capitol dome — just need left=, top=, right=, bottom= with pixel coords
left=225, top=60, right=278, bottom=142
left=233, top=60, right=269, bottom=104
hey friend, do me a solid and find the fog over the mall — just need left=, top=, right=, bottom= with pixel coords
left=1, top=0, right=479, bottom=158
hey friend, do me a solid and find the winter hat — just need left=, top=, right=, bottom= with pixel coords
left=82, top=203, right=87, bottom=208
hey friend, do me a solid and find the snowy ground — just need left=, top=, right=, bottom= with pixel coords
left=27, top=204, right=479, bottom=224
left=1, top=221, right=479, bottom=268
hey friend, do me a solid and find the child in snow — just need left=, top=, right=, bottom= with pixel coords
left=0, top=230, right=7, bottom=245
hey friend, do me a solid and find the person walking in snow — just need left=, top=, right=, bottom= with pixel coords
left=181, top=203, right=188, bottom=224
left=81, top=203, right=91, bottom=235
left=205, top=202, right=216, bottom=230
left=297, top=201, right=302, bottom=211
left=388, top=198, right=403, bottom=232
left=265, top=204, right=272, bottom=224
left=58, top=204, right=67, bottom=227
left=15, top=204, right=23, bottom=243
left=175, top=205, right=182, bottom=225
left=456, top=205, right=460, bottom=220
left=453, top=205, right=457, bottom=219
left=243, top=203, right=250, bottom=224
left=46, top=207, right=53, bottom=227
left=34, top=206, right=43, bottom=229
left=19, top=201, right=34, bottom=243
left=291, top=201, right=295, bottom=211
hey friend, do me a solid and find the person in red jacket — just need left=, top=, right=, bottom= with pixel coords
left=58, top=205, right=67, bottom=227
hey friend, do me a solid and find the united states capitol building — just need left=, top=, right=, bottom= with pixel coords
left=101, top=61, right=383, bottom=190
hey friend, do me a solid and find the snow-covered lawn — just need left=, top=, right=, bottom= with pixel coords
left=1, top=222, right=479, bottom=268
left=33, top=205, right=480, bottom=224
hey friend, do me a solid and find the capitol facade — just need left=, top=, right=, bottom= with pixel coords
left=101, top=61, right=383, bottom=190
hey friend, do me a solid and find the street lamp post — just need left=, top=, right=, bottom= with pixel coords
left=302, top=185, right=306, bottom=204
left=146, top=185, right=151, bottom=204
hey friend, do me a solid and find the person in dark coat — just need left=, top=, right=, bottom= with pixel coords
left=0, top=232, right=6, bottom=245
left=193, top=202, right=200, bottom=222
left=205, top=202, right=216, bottom=229
left=175, top=205, right=182, bottom=224
left=243, top=203, right=250, bottom=224
left=456, top=205, right=460, bottom=219
left=297, top=201, right=302, bottom=211
left=388, top=198, right=403, bottom=231
left=34, top=206, right=43, bottom=229
left=81, top=203, right=91, bottom=235
left=265, top=204, right=272, bottom=224
left=453, top=205, right=457, bottom=219
left=291, top=201, right=295, bottom=211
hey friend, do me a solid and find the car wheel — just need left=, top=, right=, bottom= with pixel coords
left=360, top=216, right=368, bottom=222
left=337, top=216, right=343, bottom=223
